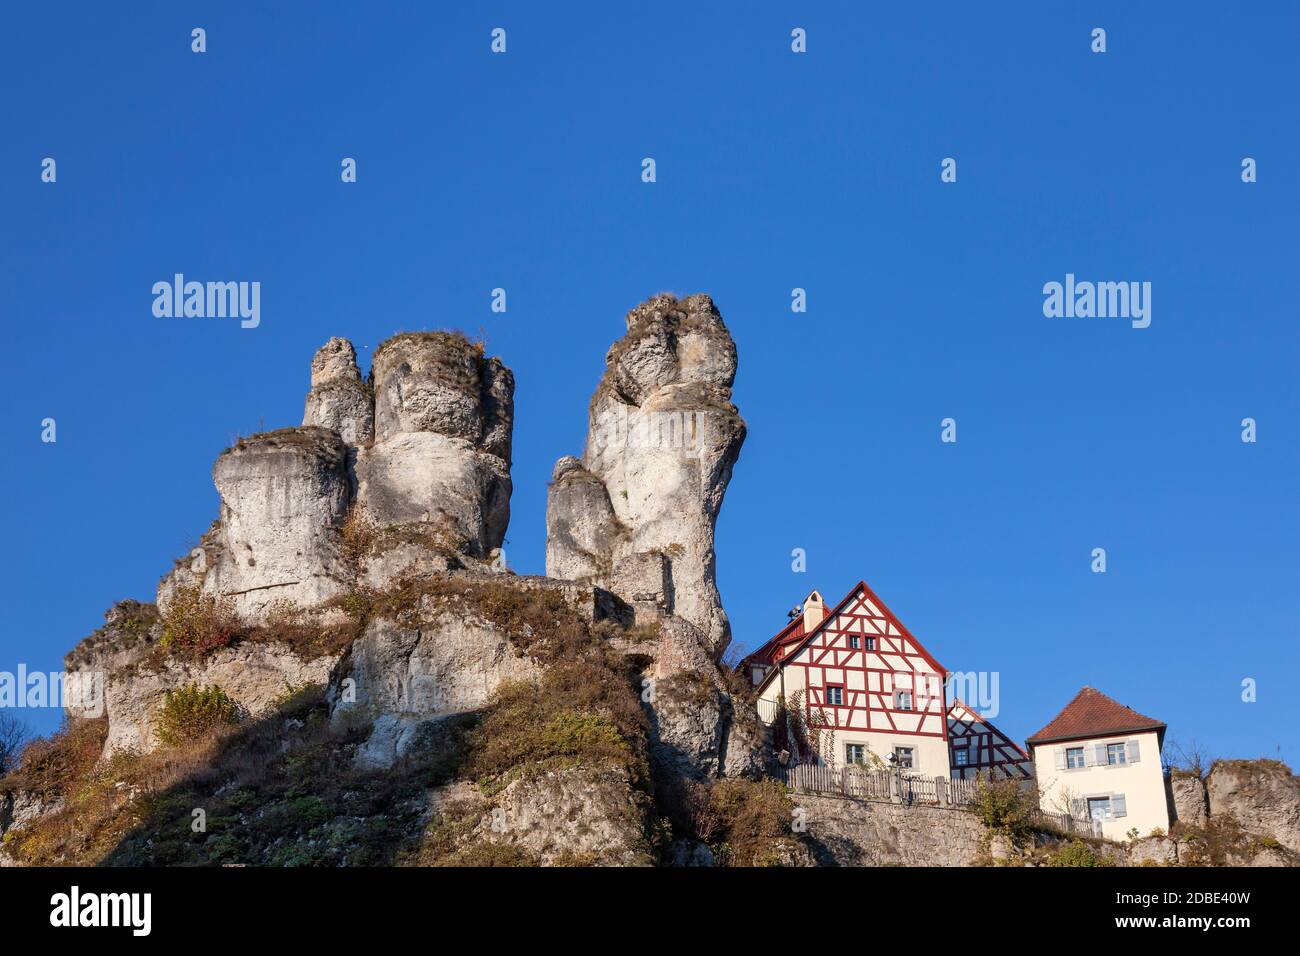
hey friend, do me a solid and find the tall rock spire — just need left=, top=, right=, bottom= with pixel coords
left=546, top=293, right=745, bottom=658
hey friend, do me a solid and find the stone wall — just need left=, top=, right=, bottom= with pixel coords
left=793, top=792, right=989, bottom=866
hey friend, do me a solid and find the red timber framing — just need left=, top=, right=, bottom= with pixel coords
left=947, top=700, right=1033, bottom=779
left=755, top=581, right=949, bottom=741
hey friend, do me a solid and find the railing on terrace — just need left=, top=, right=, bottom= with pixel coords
left=1032, top=809, right=1104, bottom=839
left=772, top=763, right=1103, bottom=837
left=774, top=765, right=944, bottom=805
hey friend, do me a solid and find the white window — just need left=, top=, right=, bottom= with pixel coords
left=954, top=749, right=970, bottom=766
left=895, top=690, right=913, bottom=711
left=1106, top=742, right=1127, bottom=765
left=825, top=686, right=844, bottom=706
left=848, top=636, right=860, bottom=649
left=1066, top=746, right=1086, bottom=769
left=1087, top=794, right=1127, bottom=820
left=845, top=743, right=866, bottom=765
left=894, top=746, right=915, bottom=769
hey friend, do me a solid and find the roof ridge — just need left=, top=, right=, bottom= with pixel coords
left=1027, top=685, right=1165, bottom=745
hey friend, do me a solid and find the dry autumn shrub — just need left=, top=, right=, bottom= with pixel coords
left=160, top=586, right=242, bottom=658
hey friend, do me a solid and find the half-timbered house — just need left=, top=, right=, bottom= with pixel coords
left=946, top=699, right=1033, bottom=779
left=744, top=582, right=950, bottom=777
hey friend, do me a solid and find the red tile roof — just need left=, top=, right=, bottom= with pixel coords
left=741, top=613, right=810, bottom=668
left=1026, top=686, right=1165, bottom=746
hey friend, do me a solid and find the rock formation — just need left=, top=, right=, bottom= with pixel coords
left=546, top=293, right=744, bottom=659
left=303, top=337, right=374, bottom=447
left=156, top=428, right=352, bottom=620
left=1204, top=759, right=1300, bottom=855
left=94, top=330, right=524, bottom=767
left=542, top=295, right=765, bottom=823
left=357, top=333, right=513, bottom=560
left=157, top=331, right=516, bottom=626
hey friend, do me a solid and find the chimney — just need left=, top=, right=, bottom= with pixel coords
left=802, top=590, right=826, bottom=633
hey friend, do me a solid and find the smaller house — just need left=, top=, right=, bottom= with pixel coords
left=1026, top=686, right=1169, bottom=840
left=947, top=700, right=1033, bottom=780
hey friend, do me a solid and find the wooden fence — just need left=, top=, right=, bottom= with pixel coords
left=1031, top=809, right=1104, bottom=838
left=774, top=765, right=946, bottom=805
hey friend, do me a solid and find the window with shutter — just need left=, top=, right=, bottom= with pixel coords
left=1065, top=746, right=1085, bottom=769
left=1111, top=793, right=1127, bottom=817
left=1126, top=739, right=1140, bottom=763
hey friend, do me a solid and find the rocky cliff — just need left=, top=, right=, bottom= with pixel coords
left=0, top=296, right=779, bottom=868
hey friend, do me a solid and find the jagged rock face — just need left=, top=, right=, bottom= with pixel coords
left=1170, top=771, right=1208, bottom=827
left=337, top=605, right=540, bottom=770
left=357, top=334, right=513, bottom=559
left=101, top=643, right=338, bottom=755
left=64, top=601, right=159, bottom=680
left=303, top=337, right=374, bottom=447
left=158, top=333, right=516, bottom=618
left=480, top=767, right=652, bottom=865
left=206, top=427, right=352, bottom=619
left=1206, top=760, right=1300, bottom=854
left=546, top=294, right=745, bottom=658
left=636, top=618, right=767, bottom=781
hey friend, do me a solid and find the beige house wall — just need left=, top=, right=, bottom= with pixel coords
left=1031, top=730, right=1169, bottom=839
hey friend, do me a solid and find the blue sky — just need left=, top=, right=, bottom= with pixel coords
left=2, top=3, right=1297, bottom=764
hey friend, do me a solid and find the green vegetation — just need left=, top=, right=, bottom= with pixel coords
left=1045, top=839, right=1113, bottom=867
left=154, top=684, right=240, bottom=747
left=972, top=776, right=1040, bottom=842
left=693, top=778, right=797, bottom=867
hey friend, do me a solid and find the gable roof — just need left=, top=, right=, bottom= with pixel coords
left=1026, top=686, right=1166, bottom=747
left=740, top=612, right=811, bottom=669
left=750, top=580, right=948, bottom=697
left=948, top=699, right=1031, bottom=761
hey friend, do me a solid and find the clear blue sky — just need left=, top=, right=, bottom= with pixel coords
left=2, top=3, right=1297, bottom=765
